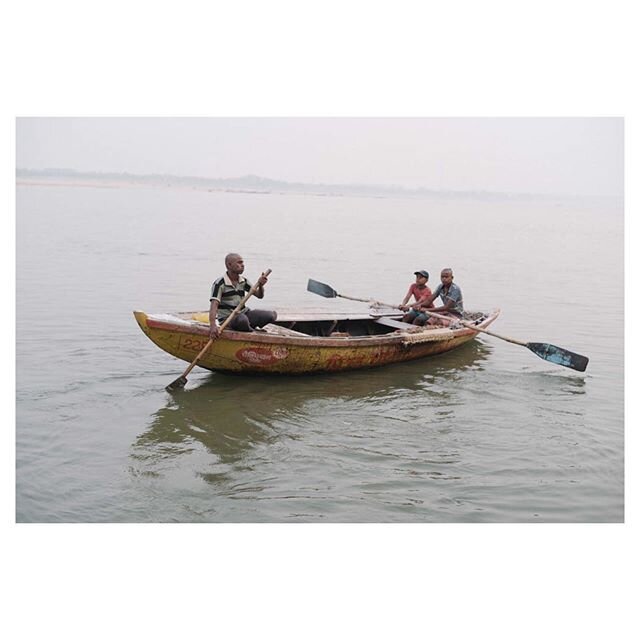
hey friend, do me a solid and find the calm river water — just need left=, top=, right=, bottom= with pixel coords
left=16, top=182, right=624, bottom=522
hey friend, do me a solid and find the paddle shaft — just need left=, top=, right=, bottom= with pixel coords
left=168, top=269, right=271, bottom=387
left=420, top=310, right=527, bottom=345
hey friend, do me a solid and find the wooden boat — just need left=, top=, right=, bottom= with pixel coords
left=133, top=307, right=500, bottom=375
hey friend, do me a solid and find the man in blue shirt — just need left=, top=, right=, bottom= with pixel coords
left=413, top=268, right=463, bottom=326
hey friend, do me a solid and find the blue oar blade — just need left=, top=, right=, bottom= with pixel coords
left=526, top=342, right=589, bottom=372
left=307, top=279, right=338, bottom=298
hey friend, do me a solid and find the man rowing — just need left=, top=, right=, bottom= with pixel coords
left=209, top=253, right=277, bottom=339
left=398, top=269, right=435, bottom=324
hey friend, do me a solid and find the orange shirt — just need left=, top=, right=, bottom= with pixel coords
left=406, top=283, right=434, bottom=307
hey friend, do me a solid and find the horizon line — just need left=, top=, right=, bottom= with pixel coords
left=15, top=167, right=619, bottom=200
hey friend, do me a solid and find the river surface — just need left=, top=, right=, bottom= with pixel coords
left=16, top=182, right=624, bottom=522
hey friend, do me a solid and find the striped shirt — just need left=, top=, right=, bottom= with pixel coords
left=210, top=274, right=253, bottom=320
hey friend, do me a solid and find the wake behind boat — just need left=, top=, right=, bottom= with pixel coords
left=133, top=308, right=500, bottom=375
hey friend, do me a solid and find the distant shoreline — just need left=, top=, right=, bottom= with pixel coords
left=17, top=178, right=136, bottom=189
left=15, top=177, right=287, bottom=197
left=15, top=175, right=419, bottom=199
left=15, top=170, right=611, bottom=202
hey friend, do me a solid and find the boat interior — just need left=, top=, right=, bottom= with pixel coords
left=269, top=315, right=406, bottom=338
left=186, top=310, right=489, bottom=339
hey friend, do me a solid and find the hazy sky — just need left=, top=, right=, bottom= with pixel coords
left=16, top=117, right=623, bottom=197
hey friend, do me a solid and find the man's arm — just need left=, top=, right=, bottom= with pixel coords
left=399, top=286, right=414, bottom=311
left=415, top=296, right=435, bottom=310
left=209, top=299, right=220, bottom=338
left=428, top=298, right=456, bottom=313
left=253, top=272, right=270, bottom=299
left=415, top=290, right=437, bottom=310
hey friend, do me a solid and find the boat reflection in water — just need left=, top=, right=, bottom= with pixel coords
left=130, top=340, right=492, bottom=486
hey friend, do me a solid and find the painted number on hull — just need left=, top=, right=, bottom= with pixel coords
left=181, top=337, right=209, bottom=352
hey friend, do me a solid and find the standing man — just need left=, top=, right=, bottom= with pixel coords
left=414, top=268, right=464, bottom=326
left=209, top=253, right=277, bottom=338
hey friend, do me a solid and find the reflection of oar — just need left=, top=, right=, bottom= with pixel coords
left=307, top=278, right=589, bottom=372
left=166, top=269, right=272, bottom=391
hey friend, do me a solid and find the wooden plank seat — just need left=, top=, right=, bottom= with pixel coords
left=372, top=317, right=415, bottom=331
left=261, top=323, right=311, bottom=337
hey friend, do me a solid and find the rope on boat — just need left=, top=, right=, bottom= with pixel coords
left=400, top=329, right=453, bottom=345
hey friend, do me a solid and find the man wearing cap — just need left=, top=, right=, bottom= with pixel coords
left=399, top=270, right=435, bottom=324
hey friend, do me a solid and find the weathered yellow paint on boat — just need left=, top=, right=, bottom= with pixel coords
left=133, top=309, right=500, bottom=375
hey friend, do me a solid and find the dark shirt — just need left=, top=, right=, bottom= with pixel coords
left=432, top=282, right=464, bottom=316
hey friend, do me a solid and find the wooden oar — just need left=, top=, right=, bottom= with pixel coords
left=308, top=278, right=421, bottom=311
left=306, top=278, right=589, bottom=372
left=307, top=278, right=384, bottom=305
left=166, top=269, right=272, bottom=391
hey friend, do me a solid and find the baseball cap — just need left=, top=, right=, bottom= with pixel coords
left=414, top=270, right=429, bottom=278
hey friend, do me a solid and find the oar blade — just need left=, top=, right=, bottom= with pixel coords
left=165, top=375, right=188, bottom=392
left=307, top=278, right=338, bottom=298
left=526, top=342, right=589, bottom=372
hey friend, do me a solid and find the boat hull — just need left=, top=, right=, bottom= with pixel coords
left=133, top=309, right=499, bottom=375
